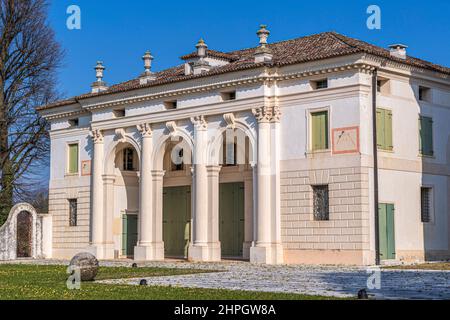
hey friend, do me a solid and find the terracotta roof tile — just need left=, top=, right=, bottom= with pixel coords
left=38, top=32, right=450, bottom=111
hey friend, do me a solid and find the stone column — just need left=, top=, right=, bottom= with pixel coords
left=103, top=174, right=116, bottom=259
left=189, top=116, right=220, bottom=261
left=243, top=170, right=254, bottom=259
left=206, top=165, right=221, bottom=261
left=88, top=129, right=107, bottom=259
left=134, top=123, right=164, bottom=261
left=250, top=106, right=284, bottom=264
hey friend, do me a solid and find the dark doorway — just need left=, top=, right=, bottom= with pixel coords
left=16, top=211, right=32, bottom=258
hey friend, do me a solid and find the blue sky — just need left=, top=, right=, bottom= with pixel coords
left=49, top=0, right=450, bottom=98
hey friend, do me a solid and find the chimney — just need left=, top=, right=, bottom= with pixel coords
left=91, top=61, right=108, bottom=93
left=254, top=24, right=273, bottom=63
left=140, top=50, right=156, bottom=85
left=388, top=44, right=408, bottom=60
left=192, top=38, right=211, bottom=75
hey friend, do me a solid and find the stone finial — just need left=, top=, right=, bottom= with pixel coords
left=140, top=51, right=156, bottom=84
left=255, top=24, right=273, bottom=63
left=192, top=38, right=211, bottom=75
left=95, top=61, right=105, bottom=82
left=142, top=51, right=154, bottom=73
left=91, top=61, right=108, bottom=93
left=257, top=24, right=270, bottom=46
left=196, top=38, right=208, bottom=59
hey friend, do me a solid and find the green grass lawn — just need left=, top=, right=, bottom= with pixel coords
left=0, top=264, right=335, bottom=300
left=383, top=262, right=450, bottom=271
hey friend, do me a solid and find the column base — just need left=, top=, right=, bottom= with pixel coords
left=134, top=242, right=165, bottom=261
left=188, top=242, right=221, bottom=262
left=243, top=241, right=252, bottom=260
left=87, top=243, right=115, bottom=260
left=250, top=243, right=284, bottom=264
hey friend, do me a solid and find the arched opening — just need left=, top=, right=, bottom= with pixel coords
left=216, top=128, right=254, bottom=259
left=111, top=142, right=140, bottom=258
left=161, top=136, right=193, bottom=259
left=16, top=211, right=32, bottom=258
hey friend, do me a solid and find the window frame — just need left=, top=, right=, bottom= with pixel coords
left=220, top=90, right=237, bottom=101
left=66, top=142, right=80, bottom=175
left=376, top=107, right=394, bottom=151
left=418, top=115, right=434, bottom=157
left=312, top=185, right=330, bottom=221
left=418, top=86, right=432, bottom=102
left=122, top=147, right=135, bottom=171
left=309, top=108, right=330, bottom=152
left=68, top=198, right=78, bottom=227
left=311, top=79, right=328, bottom=90
left=420, top=186, right=434, bottom=224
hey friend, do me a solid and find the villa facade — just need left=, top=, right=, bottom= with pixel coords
left=37, top=27, right=450, bottom=265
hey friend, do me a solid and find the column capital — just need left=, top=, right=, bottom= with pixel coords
left=206, top=165, right=222, bottom=175
left=90, top=129, right=104, bottom=144
left=191, top=115, right=208, bottom=131
left=137, top=123, right=152, bottom=138
left=151, top=170, right=165, bottom=180
left=252, top=106, right=281, bottom=123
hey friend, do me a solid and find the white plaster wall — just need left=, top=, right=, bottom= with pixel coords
left=378, top=169, right=424, bottom=253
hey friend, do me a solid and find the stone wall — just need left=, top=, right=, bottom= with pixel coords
left=49, top=186, right=90, bottom=258
left=280, top=166, right=371, bottom=264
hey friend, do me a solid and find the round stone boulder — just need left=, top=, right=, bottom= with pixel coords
left=69, top=252, right=99, bottom=281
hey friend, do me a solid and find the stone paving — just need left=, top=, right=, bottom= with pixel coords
left=97, top=260, right=450, bottom=300
left=3, top=259, right=449, bottom=299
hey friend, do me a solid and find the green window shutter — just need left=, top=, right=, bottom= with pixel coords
left=376, top=109, right=384, bottom=149
left=311, top=111, right=328, bottom=151
left=68, top=144, right=79, bottom=174
left=419, top=116, right=433, bottom=156
left=386, top=110, right=393, bottom=150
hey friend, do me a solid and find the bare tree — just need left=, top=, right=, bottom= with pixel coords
left=0, top=0, right=62, bottom=224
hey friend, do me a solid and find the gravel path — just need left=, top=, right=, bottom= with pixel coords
left=3, top=259, right=449, bottom=299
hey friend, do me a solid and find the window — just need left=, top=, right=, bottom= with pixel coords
left=376, top=108, right=393, bottom=151
left=221, top=91, right=236, bottom=101
left=312, top=79, right=328, bottom=90
left=69, top=199, right=77, bottom=227
left=123, top=148, right=134, bottom=171
left=68, top=143, right=79, bottom=174
left=421, top=187, right=432, bottom=223
left=222, top=141, right=237, bottom=166
left=69, top=118, right=79, bottom=127
left=311, top=111, right=329, bottom=151
left=313, top=185, right=329, bottom=221
left=419, top=116, right=433, bottom=156
left=164, top=100, right=177, bottom=110
left=377, top=78, right=390, bottom=94
left=419, top=86, right=431, bottom=102
left=113, top=109, right=125, bottom=118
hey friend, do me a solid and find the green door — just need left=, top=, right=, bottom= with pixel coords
left=163, top=186, right=191, bottom=257
left=378, top=204, right=396, bottom=260
left=122, top=214, right=138, bottom=257
left=219, top=182, right=245, bottom=257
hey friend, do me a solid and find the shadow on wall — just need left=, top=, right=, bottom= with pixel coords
left=418, top=82, right=450, bottom=261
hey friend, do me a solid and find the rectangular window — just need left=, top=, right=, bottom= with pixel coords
left=221, top=91, right=236, bottom=101
left=377, top=78, right=390, bottom=94
left=376, top=108, right=393, bottom=151
left=113, top=109, right=126, bottom=118
left=69, top=199, right=77, bottom=227
left=68, top=143, right=79, bottom=174
left=419, top=86, right=431, bottom=102
left=419, top=116, right=433, bottom=156
left=311, top=111, right=329, bottom=151
left=123, top=148, right=134, bottom=171
left=313, top=185, right=329, bottom=221
left=69, top=118, right=79, bottom=127
left=421, top=187, right=432, bottom=223
left=312, top=79, right=328, bottom=90
left=164, top=100, right=177, bottom=110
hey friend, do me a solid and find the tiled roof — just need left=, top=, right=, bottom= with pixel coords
left=37, top=32, right=450, bottom=111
